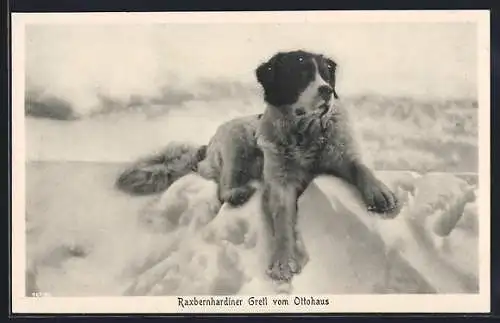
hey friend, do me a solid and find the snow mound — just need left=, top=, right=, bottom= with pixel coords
left=123, top=174, right=275, bottom=295
left=123, top=171, right=478, bottom=295
left=315, top=171, right=478, bottom=293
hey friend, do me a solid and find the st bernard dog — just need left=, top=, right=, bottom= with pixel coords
left=116, top=50, right=400, bottom=282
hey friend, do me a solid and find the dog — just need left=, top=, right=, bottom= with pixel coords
left=116, top=50, right=400, bottom=282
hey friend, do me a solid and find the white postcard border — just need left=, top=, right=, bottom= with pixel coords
left=11, top=10, right=491, bottom=314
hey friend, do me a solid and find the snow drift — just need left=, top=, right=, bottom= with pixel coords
left=25, top=162, right=478, bottom=296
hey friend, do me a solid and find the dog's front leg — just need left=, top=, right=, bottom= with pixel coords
left=324, top=158, right=400, bottom=216
left=262, top=181, right=302, bottom=282
left=217, top=147, right=257, bottom=207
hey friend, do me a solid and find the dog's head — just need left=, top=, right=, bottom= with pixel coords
left=256, top=50, right=339, bottom=116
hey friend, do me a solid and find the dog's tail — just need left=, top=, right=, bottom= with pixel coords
left=115, top=142, right=208, bottom=195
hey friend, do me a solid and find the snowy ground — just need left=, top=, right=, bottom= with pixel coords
left=25, top=161, right=478, bottom=296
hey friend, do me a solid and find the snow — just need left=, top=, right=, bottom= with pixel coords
left=25, top=162, right=478, bottom=296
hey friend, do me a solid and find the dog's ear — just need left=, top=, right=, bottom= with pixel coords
left=256, top=61, right=274, bottom=88
left=256, top=54, right=281, bottom=88
left=325, top=58, right=339, bottom=99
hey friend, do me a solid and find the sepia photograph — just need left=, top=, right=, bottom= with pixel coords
left=11, top=10, right=490, bottom=313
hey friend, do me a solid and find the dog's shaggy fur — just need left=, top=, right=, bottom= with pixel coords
left=116, top=50, right=400, bottom=282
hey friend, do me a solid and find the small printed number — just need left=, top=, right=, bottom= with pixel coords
left=31, top=291, right=51, bottom=297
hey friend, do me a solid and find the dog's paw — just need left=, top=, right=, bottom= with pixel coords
left=362, top=179, right=400, bottom=218
left=267, top=251, right=301, bottom=282
left=222, top=185, right=257, bottom=207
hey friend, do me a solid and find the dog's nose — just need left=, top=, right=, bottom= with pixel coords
left=318, top=86, right=333, bottom=101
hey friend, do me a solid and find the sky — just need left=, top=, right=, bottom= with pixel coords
left=25, top=22, right=477, bottom=114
